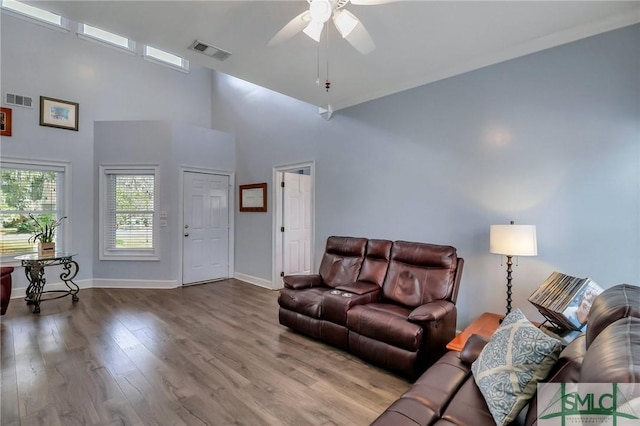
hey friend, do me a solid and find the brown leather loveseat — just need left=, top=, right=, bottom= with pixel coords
left=371, top=283, right=640, bottom=425
left=278, top=236, right=464, bottom=378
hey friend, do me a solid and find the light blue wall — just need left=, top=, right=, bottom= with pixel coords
left=1, top=13, right=226, bottom=290
left=93, top=121, right=235, bottom=283
left=215, top=24, right=640, bottom=327
left=2, top=9, right=638, bottom=326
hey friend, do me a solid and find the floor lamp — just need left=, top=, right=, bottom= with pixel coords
left=490, top=221, right=538, bottom=319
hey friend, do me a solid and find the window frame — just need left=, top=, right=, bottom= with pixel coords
left=0, top=158, right=70, bottom=262
left=0, top=0, right=69, bottom=32
left=99, top=164, right=159, bottom=261
left=143, top=45, right=189, bottom=73
left=77, top=23, right=136, bottom=55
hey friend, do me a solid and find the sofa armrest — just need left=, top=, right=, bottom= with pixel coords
left=335, top=281, right=380, bottom=295
left=459, top=334, right=490, bottom=365
left=283, top=274, right=323, bottom=289
left=408, top=300, right=455, bottom=322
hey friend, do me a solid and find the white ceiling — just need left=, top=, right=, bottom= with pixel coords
left=29, top=1, right=640, bottom=111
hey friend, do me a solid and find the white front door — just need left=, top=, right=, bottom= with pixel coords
left=183, top=172, right=229, bottom=285
left=283, top=172, right=312, bottom=275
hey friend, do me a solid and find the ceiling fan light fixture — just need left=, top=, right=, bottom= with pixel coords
left=308, top=0, right=333, bottom=23
left=333, top=9, right=358, bottom=38
left=303, top=20, right=324, bottom=42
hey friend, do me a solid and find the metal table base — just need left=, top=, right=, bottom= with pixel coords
left=15, top=253, right=79, bottom=314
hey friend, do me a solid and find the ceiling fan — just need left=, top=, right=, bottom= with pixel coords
left=267, top=0, right=394, bottom=55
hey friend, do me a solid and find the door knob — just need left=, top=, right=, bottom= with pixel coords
left=184, top=224, right=189, bottom=229
left=184, top=233, right=189, bottom=237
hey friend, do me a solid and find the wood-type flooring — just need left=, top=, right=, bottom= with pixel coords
left=1, top=279, right=409, bottom=425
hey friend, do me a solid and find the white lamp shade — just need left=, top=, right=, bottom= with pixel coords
left=490, top=224, right=537, bottom=256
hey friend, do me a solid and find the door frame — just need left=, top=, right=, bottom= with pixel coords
left=179, top=166, right=235, bottom=285
left=272, top=161, right=315, bottom=289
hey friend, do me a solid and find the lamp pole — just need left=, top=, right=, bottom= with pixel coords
left=490, top=220, right=537, bottom=323
left=505, top=254, right=513, bottom=317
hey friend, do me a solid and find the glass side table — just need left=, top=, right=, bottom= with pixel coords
left=14, top=252, right=79, bottom=314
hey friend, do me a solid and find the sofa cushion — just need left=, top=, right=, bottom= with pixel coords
left=356, top=239, right=392, bottom=286
left=585, top=283, right=640, bottom=348
left=318, top=236, right=367, bottom=287
left=278, top=287, right=331, bottom=319
left=371, top=351, right=474, bottom=425
left=440, top=378, right=497, bottom=426
left=347, top=303, right=422, bottom=352
left=405, top=351, right=472, bottom=414
left=471, top=309, right=562, bottom=426
left=580, top=316, right=640, bottom=384
left=382, top=241, right=458, bottom=308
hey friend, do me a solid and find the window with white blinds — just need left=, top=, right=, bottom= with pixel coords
left=100, top=166, right=158, bottom=260
left=0, top=160, right=66, bottom=258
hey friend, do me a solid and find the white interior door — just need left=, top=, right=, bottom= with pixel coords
left=183, top=172, right=229, bottom=285
left=283, top=172, right=312, bottom=275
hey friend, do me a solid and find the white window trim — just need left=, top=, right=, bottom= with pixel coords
left=0, top=1, right=69, bottom=33
left=0, top=157, right=71, bottom=264
left=143, top=45, right=189, bottom=73
left=99, top=164, right=159, bottom=261
left=77, top=23, right=136, bottom=55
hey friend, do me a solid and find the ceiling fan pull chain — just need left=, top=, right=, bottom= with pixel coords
left=325, top=24, right=331, bottom=93
left=316, top=42, right=321, bottom=86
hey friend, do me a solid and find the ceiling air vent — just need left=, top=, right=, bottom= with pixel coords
left=5, top=93, right=33, bottom=108
left=189, top=40, right=231, bottom=61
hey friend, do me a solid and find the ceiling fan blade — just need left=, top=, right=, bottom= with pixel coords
left=344, top=18, right=375, bottom=54
left=267, top=10, right=311, bottom=46
left=349, top=0, right=398, bottom=5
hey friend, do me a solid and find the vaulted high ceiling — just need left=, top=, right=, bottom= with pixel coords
left=29, top=1, right=640, bottom=111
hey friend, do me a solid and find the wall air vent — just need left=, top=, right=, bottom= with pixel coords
left=5, top=93, right=33, bottom=108
left=189, top=40, right=231, bottom=61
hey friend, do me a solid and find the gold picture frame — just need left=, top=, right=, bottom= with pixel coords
left=239, top=183, right=267, bottom=212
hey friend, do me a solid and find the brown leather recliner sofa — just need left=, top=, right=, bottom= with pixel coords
left=278, top=236, right=464, bottom=378
left=1, top=266, right=14, bottom=316
left=371, top=283, right=640, bottom=426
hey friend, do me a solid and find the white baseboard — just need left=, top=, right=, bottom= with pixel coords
left=10, top=273, right=277, bottom=298
left=10, top=278, right=179, bottom=299
left=234, top=272, right=275, bottom=290
left=92, top=279, right=179, bottom=289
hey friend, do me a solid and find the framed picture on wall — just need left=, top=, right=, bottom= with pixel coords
left=0, top=107, right=12, bottom=136
left=239, top=183, right=267, bottom=212
left=40, top=96, right=79, bottom=131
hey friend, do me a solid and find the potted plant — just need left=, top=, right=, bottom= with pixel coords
left=28, top=214, right=66, bottom=257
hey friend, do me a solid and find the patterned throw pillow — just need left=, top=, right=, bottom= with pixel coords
left=471, top=309, right=562, bottom=426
